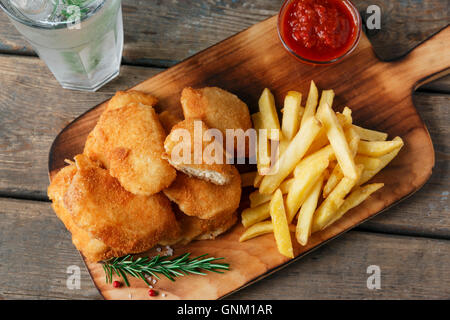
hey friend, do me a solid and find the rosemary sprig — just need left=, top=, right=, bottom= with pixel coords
left=102, top=253, right=230, bottom=287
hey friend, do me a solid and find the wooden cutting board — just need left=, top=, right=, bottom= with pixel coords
left=48, top=17, right=449, bottom=300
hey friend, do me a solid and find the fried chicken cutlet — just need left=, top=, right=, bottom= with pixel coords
left=163, top=171, right=241, bottom=220
left=163, top=119, right=235, bottom=185
left=158, top=110, right=182, bottom=134
left=181, top=87, right=252, bottom=156
left=62, top=155, right=179, bottom=255
left=48, top=155, right=179, bottom=261
left=84, top=102, right=176, bottom=196
left=48, top=164, right=123, bottom=262
left=107, top=90, right=158, bottom=111
left=160, top=207, right=238, bottom=246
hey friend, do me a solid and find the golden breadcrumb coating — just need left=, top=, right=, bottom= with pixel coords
left=60, top=155, right=179, bottom=256
left=181, top=87, right=252, bottom=156
left=158, top=110, right=182, bottom=134
left=163, top=171, right=241, bottom=220
left=164, top=119, right=236, bottom=185
left=48, top=163, right=122, bottom=262
left=107, top=90, right=158, bottom=111
left=84, top=102, right=176, bottom=196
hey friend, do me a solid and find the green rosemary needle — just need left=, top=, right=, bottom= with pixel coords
left=102, top=253, right=230, bottom=287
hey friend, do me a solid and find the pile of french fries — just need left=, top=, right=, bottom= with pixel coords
left=239, top=81, right=404, bottom=258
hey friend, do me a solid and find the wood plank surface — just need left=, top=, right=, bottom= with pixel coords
left=229, top=230, right=450, bottom=299
left=362, top=93, right=450, bottom=238
left=0, top=1, right=448, bottom=64
left=1, top=197, right=448, bottom=300
left=0, top=198, right=101, bottom=300
left=0, top=0, right=446, bottom=84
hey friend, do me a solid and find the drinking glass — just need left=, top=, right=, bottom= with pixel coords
left=0, top=0, right=124, bottom=91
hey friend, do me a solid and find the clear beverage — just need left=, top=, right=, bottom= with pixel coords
left=0, top=0, right=123, bottom=91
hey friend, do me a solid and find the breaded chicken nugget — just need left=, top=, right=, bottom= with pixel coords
left=164, top=119, right=235, bottom=185
left=163, top=171, right=241, bottom=220
left=48, top=164, right=122, bottom=262
left=63, top=155, right=179, bottom=254
left=84, top=102, right=176, bottom=196
left=181, top=87, right=252, bottom=156
left=107, top=90, right=158, bottom=111
left=160, top=207, right=237, bottom=246
left=194, top=211, right=237, bottom=241
left=158, top=110, right=182, bottom=134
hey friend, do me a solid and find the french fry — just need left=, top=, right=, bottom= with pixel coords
left=318, top=89, right=335, bottom=112
left=239, top=220, right=296, bottom=242
left=286, top=155, right=330, bottom=223
left=251, top=112, right=263, bottom=130
left=296, top=174, right=324, bottom=246
left=300, top=80, right=319, bottom=128
left=312, top=164, right=364, bottom=232
left=270, top=189, right=294, bottom=258
left=241, top=202, right=270, bottom=228
left=241, top=171, right=257, bottom=187
left=322, top=126, right=359, bottom=197
left=304, top=129, right=329, bottom=156
left=242, top=85, right=403, bottom=258
left=355, top=155, right=381, bottom=170
left=345, top=126, right=360, bottom=156
left=249, top=193, right=272, bottom=209
left=342, top=106, right=352, bottom=120
left=317, top=102, right=358, bottom=180
left=336, top=112, right=353, bottom=128
left=357, top=139, right=404, bottom=157
left=358, top=137, right=404, bottom=185
left=305, top=112, right=351, bottom=156
left=257, top=126, right=271, bottom=174
left=282, top=91, right=303, bottom=140
left=258, top=88, right=281, bottom=140
left=299, top=106, right=305, bottom=118
left=323, top=164, right=343, bottom=198
left=249, top=178, right=294, bottom=208
left=254, top=173, right=263, bottom=188
left=353, top=125, right=388, bottom=141
left=280, top=107, right=305, bottom=117
left=252, top=113, right=270, bottom=174
left=323, top=183, right=384, bottom=229
left=323, top=167, right=331, bottom=180
left=327, top=160, right=337, bottom=172
left=277, top=138, right=291, bottom=156
left=294, top=144, right=335, bottom=176
left=259, top=116, right=322, bottom=194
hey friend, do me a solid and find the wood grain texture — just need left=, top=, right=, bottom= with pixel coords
left=359, top=0, right=450, bottom=61
left=1, top=198, right=448, bottom=300
left=229, top=231, right=450, bottom=299
left=0, top=0, right=448, bottom=64
left=47, top=17, right=450, bottom=299
left=362, top=93, right=450, bottom=238
left=0, top=198, right=101, bottom=300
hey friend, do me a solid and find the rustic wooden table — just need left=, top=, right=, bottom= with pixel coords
left=0, top=0, right=448, bottom=300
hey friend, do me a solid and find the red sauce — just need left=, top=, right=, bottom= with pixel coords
left=279, top=0, right=359, bottom=62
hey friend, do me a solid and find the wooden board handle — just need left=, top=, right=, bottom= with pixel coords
left=388, top=26, right=450, bottom=90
